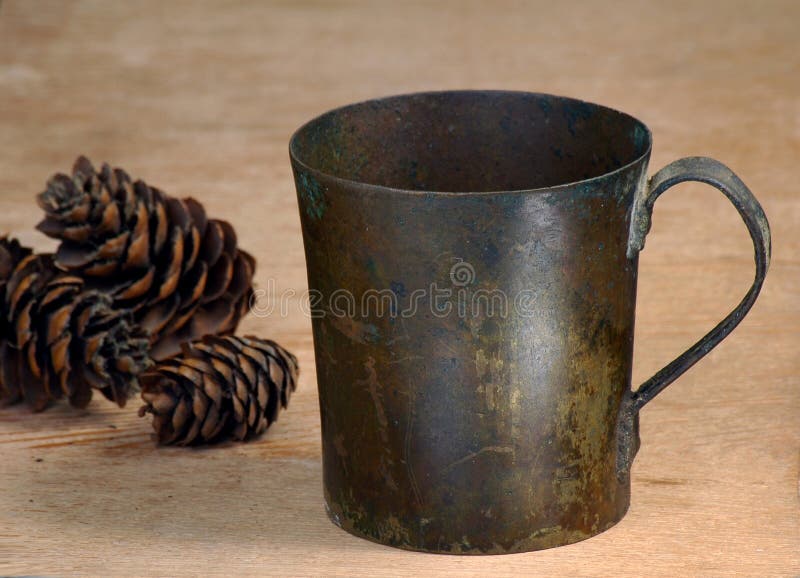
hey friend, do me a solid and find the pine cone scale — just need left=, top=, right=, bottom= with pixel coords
left=50, top=334, right=70, bottom=376
left=7, top=256, right=42, bottom=313
left=151, top=197, right=169, bottom=256
left=115, top=267, right=155, bottom=301
left=55, top=242, right=100, bottom=269
left=229, top=252, right=255, bottom=298
left=123, top=202, right=151, bottom=270
left=200, top=221, right=224, bottom=264
left=96, top=230, right=130, bottom=260
left=185, top=225, right=202, bottom=273
left=18, top=351, right=48, bottom=411
left=180, top=262, right=208, bottom=303
left=15, top=301, right=34, bottom=346
left=44, top=298, right=72, bottom=342
left=185, top=198, right=207, bottom=237
left=97, top=199, right=121, bottom=234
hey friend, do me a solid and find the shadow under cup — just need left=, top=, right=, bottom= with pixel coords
left=291, top=91, right=653, bottom=554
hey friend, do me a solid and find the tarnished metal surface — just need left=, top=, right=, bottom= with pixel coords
left=289, top=91, right=770, bottom=554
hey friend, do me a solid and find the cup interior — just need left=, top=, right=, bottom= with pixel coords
left=290, top=91, right=650, bottom=193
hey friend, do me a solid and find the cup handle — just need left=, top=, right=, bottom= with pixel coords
left=616, top=156, right=771, bottom=479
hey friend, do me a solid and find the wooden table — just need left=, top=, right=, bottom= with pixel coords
left=1, top=1, right=797, bottom=575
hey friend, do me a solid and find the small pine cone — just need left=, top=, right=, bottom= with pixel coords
left=36, top=156, right=256, bottom=360
left=138, top=335, right=299, bottom=445
left=0, top=251, right=151, bottom=411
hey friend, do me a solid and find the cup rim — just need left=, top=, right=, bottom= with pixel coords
left=289, top=89, right=653, bottom=197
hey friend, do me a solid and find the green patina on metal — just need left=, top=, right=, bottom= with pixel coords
left=298, top=172, right=326, bottom=221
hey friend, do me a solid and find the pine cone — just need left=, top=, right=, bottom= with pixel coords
left=138, top=335, right=299, bottom=445
left=0, top=250, right=151, bottom=411
left=36, top=156, right=256, bottom=360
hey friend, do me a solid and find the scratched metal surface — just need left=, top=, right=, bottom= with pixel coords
left=292, top=91, right=650, bottom=553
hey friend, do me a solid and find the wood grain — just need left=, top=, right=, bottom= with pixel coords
left=0, top=1, right=798, bottom=576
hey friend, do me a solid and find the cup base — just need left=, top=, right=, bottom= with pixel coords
left=323, top=498, right=630, bottom=555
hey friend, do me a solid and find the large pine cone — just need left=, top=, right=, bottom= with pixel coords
left=36, top=156, right=256, bottom=360
left=0, top=249, right=151, bottom=411
left=138, top=335, right=298, bottom=445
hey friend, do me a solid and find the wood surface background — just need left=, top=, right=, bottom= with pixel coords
left=0, top=1, right=797, bottom=576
